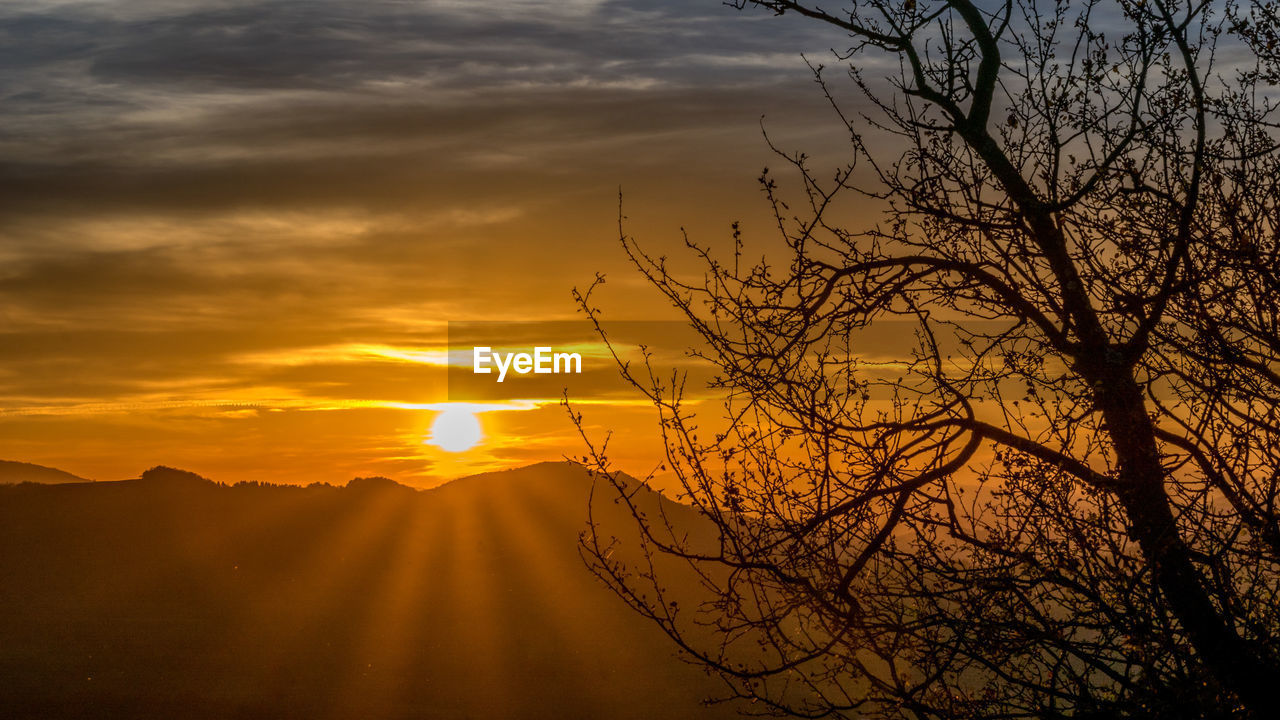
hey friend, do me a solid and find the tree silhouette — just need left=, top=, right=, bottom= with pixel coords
left=573, top=0, right=1280, bottom=717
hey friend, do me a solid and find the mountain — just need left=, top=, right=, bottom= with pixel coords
left=0, top=462, right=734, bottom=720
left=137, top=465, right=213, bottom=486
left=0, top=460, right=91, bottom=485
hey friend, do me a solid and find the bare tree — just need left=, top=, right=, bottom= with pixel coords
left=572, top=0, right=1280, bottom=717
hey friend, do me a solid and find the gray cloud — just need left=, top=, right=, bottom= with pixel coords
left=0, top=0, right=832, bottom=137
left=0, top=0, right=860, bottom=427
left=0, top=0, right=851, bottom=230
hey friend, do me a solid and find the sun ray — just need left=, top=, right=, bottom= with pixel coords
left=323, top=495, right=450, bottom=717
left=217, top=488, right=410, bottom=708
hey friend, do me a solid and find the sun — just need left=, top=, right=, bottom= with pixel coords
left=426, top=406, right=483, bottom=452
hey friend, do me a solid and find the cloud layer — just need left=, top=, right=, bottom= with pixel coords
left=0, top=0, right=859, bottom=483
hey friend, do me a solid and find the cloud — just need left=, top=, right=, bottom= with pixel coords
left=0, top=0, right=834, bottom=156
left=0, top=0, right=867, bottom=483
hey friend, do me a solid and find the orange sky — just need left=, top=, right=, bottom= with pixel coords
left=0, top=0, right=873, bottom=487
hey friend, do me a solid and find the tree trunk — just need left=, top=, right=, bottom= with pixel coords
left=1096, top=365, right=1280, bottom=718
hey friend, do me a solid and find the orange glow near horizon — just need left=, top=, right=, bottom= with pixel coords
left=0, top=0, right=858, bottom=489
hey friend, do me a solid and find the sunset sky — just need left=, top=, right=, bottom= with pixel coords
left=0, top=0, right=864, bottom=486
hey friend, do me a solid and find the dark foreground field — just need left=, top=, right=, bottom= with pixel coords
left=0, top=462, right=731, bottom=719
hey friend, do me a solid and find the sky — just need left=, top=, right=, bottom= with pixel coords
left=0, top=0, right=866, bottom=486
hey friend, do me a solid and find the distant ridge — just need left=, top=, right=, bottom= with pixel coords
left=345, top=475, right=416, bottom=493
left=0, top=459, right=604, bottom=491
left=0, top=459, right=734, bottom=720
left=0, top=460, right=90, bottom=485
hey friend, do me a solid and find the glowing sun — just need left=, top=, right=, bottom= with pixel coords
left=427, top=406, right=483, bottom=452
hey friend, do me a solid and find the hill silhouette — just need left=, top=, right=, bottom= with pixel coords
left=137, top=465, right=214, bottom=486
left=0, top=460, right=90, bottom=485
left=0, top=461, right=733, bottom=720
